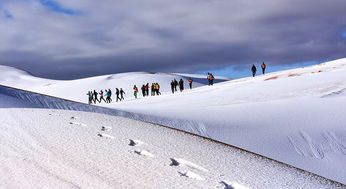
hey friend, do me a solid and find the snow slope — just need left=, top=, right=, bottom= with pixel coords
left=106, top=58, right=346, bottom=184
left=1, top=58, right=346, bottom=184
left=0, top=65, right=228, bottom=102
left=0, top=94, right=342, bottom=188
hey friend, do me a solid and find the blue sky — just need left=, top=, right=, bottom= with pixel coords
left=0, top=0, right=345, bottom=79
left=39, top=0, right=77, bottom=15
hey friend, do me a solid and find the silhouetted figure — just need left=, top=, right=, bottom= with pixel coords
left=151, top=83, right=155, bottom=96
left=173, top=79, right=178, bottom=91
left=141, top=85, right=146, bottom=97
left=93, top=90, right=98, bottom=104
left=145, top=83, right=149, bottom=96
left=261, top=62, right=266, bottom=75
left=252, top=64, right=257, bottom=77
left=133, top=85, right=138, bottom=99
left=171, top=80, right=175, bottom=94
left=120, top=88, right=125, bottom=100
left=99, top=90, right=106, bottom=103
left=179, top=79, right=184, bottom=92
left=87, top=91, right=93, bottom=104
left=188, top=78, right=193, bottom=89
left=116, top=88, right=121, bottom=102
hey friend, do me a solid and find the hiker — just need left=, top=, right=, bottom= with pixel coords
left=108, top=88, right=112, bottom=103
left=116, top=88, right=121, bottom=102
left=93, top=90, right=98, bottom=104
left=188, top=78, right=193, bottom=89
left=261, top=62, right=266, bottom=75
left=156, top=83, right=161, bottom=95
left=120, top=88, right=125, bottom=100
left=87, top=91, right=93, bottom=104
left=173, top=79, right=178, bottom=91
left=99, top=90, right=106, bottom=103
left=179, top=79, right=184, bottom=92
left=207, top=73, right=214, bottom=86
left=171, top=80, right=175, bottom=94
left=145, top=83, right=150, bottom=96
left=105, top=89, right=111, bottom=103
left=252, top=64, right=257, bottom=77
left=141, top=85, right=146, bottom=97
left=151, top=83, right=155, bottom=96
left=133, top=85, right=138, bottom=98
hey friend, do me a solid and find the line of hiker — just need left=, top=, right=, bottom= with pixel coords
left=251, top=62, right=266, bottom=77
left=139, top=83, right=161, bottom=98
left=87, top=88, right=125, bottom=105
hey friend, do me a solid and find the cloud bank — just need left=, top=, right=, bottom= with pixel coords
left=0, top=0, right=345, bottom=79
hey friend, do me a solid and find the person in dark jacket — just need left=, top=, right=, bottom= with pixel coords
left=179, top=79, right=184, bottom=92
left=251, top=64, right=257, bottom=77
left=173, top=79, right=178, bottom=91
left=145, top=83, right=150, bottom=96
left=171, top=80, right=175, bottom=94
left=261, top=62, right=266, bottom=75
left=116, top=88, right=121, bottom=102
left=87, top=91, right=93, bottom=104
left=93, top=90, right=98, bottom=103
left=141, top=85, right=146, bottom=97
left=99, top=90, right=106, bottom=103
left=151, top=83, right=155, bottom=96
left=120, top=88, right=125, bottom=100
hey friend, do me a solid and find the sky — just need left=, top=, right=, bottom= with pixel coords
left=0, top=0, right=345, bottom=79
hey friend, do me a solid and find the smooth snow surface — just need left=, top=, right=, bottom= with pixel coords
left=1, top=58, right=346, bottom=185
left=0, top=107, right=343, bottom=188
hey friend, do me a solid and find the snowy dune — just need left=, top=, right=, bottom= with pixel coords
left=0, top=58, right=346, bottom=185
left=0, top=101, right=343, bottom=188
left=110, top=59, right=346, bottom=184
left=0, top=65, right=228, bottom=103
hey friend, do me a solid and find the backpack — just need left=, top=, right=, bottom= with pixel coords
left=209, top=74, right=214, bottom=80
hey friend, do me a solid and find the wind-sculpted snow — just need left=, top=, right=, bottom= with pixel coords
left=1, top=108, right=342, bottom=188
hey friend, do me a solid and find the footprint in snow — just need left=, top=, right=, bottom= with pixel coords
left=101, top=126, right=112, bottom=132
left=219, top=181, right=249, bottom=189
left=170, top=158, right=208, bottom=172
left=129, top=139, right=144, bottom=146
left=69, top=122, right=87, bottom=127
left=134, top=150, right=154, bottom=158
left=97, top=133, right=114, bottom=139
left=178, top=171, right=204, bottom=181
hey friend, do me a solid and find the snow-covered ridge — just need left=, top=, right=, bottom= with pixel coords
left=1, top=58, right=346, bottom=184
left=0, top=85, right=342, bottom=188
left=0, top=65, right=229, bottom=102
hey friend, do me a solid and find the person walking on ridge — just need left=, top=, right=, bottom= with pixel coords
left=261, top=62, right=266, bottom=75
left=120, top=88, right=125, bottom=100
left=171, top=80, right=175, bottom=94
left=179, top=79, right=184, bottom=92
left=188, top=78, right=193, bottom=89
left=251, top=64, right=257, bottom=77
left=116, top=88, right=121, bottom=102
left=93, top=90, right=98, bottom=104
left=133, top=85, right=138, bottom=99
left=99, top=90, right=106, bottom=103
left=141, top=85, right=146, bottom=97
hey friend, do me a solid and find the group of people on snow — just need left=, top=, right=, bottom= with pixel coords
left=251, top=62, right=266, bottom=77
left=137, top=83, right=161, bottom=98
left=87, top=88, right=125, bottom=105
left=86, top=62, right=268, bottom=104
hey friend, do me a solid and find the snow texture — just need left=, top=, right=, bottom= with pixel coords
left=0, top=106, right=342, bottom=188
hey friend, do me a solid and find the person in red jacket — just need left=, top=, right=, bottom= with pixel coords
left=188, top=78, right=193, bottom=89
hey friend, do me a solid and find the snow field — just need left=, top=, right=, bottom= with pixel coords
left=0, top=108, right=343, bottom=188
